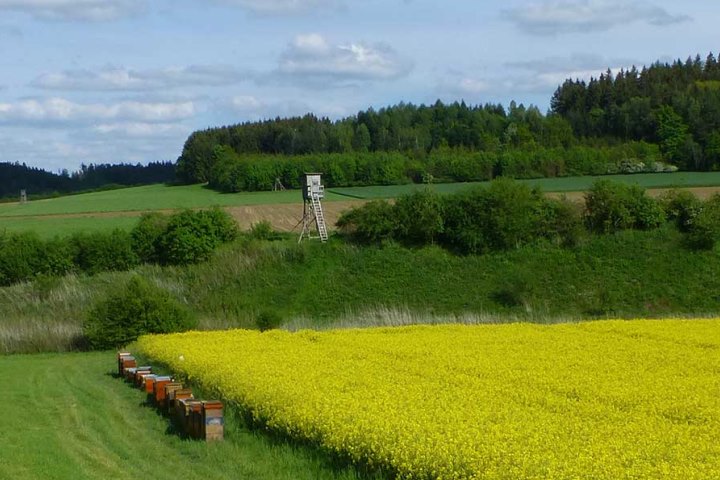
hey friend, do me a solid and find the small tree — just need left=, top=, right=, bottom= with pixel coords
left=685, top=195, right=720, bottom=250
left=393, top=188, right=444, bottom=245
left=84, top=276, right=196, bottom=350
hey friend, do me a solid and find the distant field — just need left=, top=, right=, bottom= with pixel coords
left=329, top=172, right=720, bottom=199
left=2, top=172, right=720, bottom=238
left=0, top=184, right=350, bottom=218
left=0, top=352, right=374, bottom=480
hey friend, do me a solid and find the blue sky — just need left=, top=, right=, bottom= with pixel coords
left=0, top=0, right=716, bottom=172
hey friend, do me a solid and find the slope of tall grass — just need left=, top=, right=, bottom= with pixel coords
left=2, top=226, right=719, bottom=354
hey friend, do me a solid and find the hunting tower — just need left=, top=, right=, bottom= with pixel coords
left=298, top=173, right=328, bottom=243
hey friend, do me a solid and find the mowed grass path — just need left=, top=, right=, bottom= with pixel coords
left=0, top=352, right=372, bottom=480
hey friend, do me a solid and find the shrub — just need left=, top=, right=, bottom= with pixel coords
left=0, top=232, right=45, bottom=285
left=685, top=195, right=720, bottom=250
left=336, top=200, right=396, bottom=244
left=70, top=230, right=139, bottom=275
left=158, top=208, right=238, bottom=265
left=534, top=197, right=584, bottom=247
left=84, top=276, right=196, bottom=350
left=249, top=220, right=277, bottom=241
left=256, top=310, right=283, bottom=332
left=584, top=180, right=665, bottom=233
left=131, top=212, right=169, bottom=263
left=658, top=189, right=703, bottom=233
left=442, top=179, right=545, bottom=254
left=393, top=188, right=444, bottom=245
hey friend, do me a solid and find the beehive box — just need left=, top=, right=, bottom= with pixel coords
left=169, top=388, right=193, bottom=414
left=117, top=353, right=135, bottom=376
left=176, top=398, right=202, bottom=435
left=161, top=383, right=183, bottom=411
left=189, top=401, right=204, bottom=439
left=142, top=374, right=159, bottom=394
left=152, top=377, right=173, bottom=404
left=134, top=370, right=153, bottom=388
left=202, top=401, right=224, bottom=441
left=124, top=367, right=138, bottom=382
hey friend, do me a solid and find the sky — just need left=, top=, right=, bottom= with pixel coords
left=0, top=0, right=717, bottom=172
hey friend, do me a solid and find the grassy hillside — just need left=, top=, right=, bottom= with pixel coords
left=0, top=352, right=375, bottom=480
left=3, top=226, right=719, bottom=354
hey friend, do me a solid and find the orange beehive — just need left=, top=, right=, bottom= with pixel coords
left=161, top=383, right=183, bottom=411
left=117, top=352, right=135, bottom=376
left=202, top=401, right=224, bottom=441
left=124, top=367, right=138, bottom=382
left=169, top=388, right=193, bottom=415
left=134, top=370, right=152, bottom=387
left=143, top=375, right=158, bottom=394
left=152, top=377, right=173, bottom=404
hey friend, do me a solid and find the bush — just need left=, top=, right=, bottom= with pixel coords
left=84, top=276, right=196, bottom=350
left=336, top=200, right=396, bottom=244
left=442, top=179, right=545, bottom=254
left=70, top=230, right=139, bottom=275
left=659, top=189, right=703, bottom=233
left=158, top=208, right=238, bottom=265
left=534, top=197, right=584, bottom=247
left=393, top=188, right=444, bottom=245
left=249, top=220, right=277, bottom=241
left=584, top=180, right=665, bottom=233
left=685, top=195, right=720, bottom=250
left=131, top=212, right=169, bottom=263
left=0, top=232, right=46, bottom=285
left=256, top=310, right=283, bottom=332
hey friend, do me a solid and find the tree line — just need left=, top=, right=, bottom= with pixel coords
left=177, top=52, right=720, bottom=188
left=551, top=53, right=720, bottom=170
left=0, top=162, right=176, bottom=200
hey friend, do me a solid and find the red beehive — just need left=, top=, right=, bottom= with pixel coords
left=143, top=375, right=158, bottom=394
left=152, top=377, right=173, bottom=405
left=134, top=370, right=152, bottom=387
left=117, top=352, right=135, bottom=376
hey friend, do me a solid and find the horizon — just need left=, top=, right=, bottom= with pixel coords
left=0, top=0, right=717, bottom=172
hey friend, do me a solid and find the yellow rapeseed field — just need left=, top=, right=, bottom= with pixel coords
left=137, top=320, right=720, bottom=479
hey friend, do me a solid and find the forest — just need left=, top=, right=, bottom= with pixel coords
left=0, top=162, right=176, bottom=200
left=176, top=52, right=720, bottom=190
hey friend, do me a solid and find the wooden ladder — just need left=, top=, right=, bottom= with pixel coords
left=311, top=194, right=328, bottom=242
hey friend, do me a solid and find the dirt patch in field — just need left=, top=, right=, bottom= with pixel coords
left=226, top=200, right=367, bottom=232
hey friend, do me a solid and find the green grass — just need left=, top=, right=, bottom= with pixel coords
left=0, top=184, right=349, bottom=218
left=0, top=351, right=376, bottom=480
left=3, top=227, right=719, bottom=354
left=329, top=172, right=720, bottom=199
left=0, top=216, right=140, bottom=239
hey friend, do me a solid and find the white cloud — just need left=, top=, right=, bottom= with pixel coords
left=92, top=122, right=190, bottom=138
left=505, top=0, right=691, bottom=35
left=0, top=98, right=195, bottom=125
left=210, top=0, right=341, bottom=15
left=0, top=0, right=143, bottom=21
left=32, top=65, right=250, bottom=91
left=275, top=33, right=413, bottom=87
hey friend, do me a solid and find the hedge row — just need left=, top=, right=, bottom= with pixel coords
left=0, top=208, right=238, bottom=286
left=208, top=143, right=665, bottom=192
left=337, top=179, right=720, bottom=254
